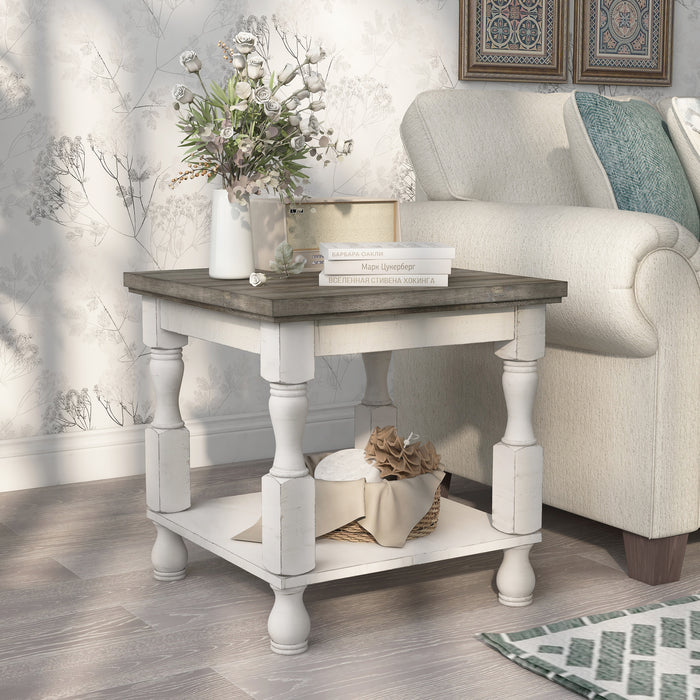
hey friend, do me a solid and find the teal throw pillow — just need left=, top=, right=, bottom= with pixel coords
left=568, top=91, right=700, bottom=238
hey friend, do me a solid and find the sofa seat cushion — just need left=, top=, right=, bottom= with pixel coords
left=564, top=91, right=700, bottom=238
left=657, top=97, right=700, bottom=216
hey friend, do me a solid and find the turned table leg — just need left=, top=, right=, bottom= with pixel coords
left=268, top=585, right=311, bottom=655
left=142, top=296, right=191, bottom=581
left=262, top=382, right=315, bottom=577
left=354, top=351, right=398, bottom=448
left=262, top=381, right=315, bottom=654
left=152, top=523, right=188, bottom=581
left=260, top=321, right=315, bottom=653
left=493, top=307, right=545, bottom=607
left=497, top=545, right=536, bottom=606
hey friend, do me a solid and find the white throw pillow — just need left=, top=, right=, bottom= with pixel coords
left=657, top=97, right=700, bottom=213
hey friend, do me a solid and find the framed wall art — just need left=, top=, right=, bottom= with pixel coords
left=573, top=0, right=673, bottom=84
left=459, top=0, right=568, bottom=82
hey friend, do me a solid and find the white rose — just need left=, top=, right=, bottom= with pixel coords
left=264, top=100, right=282, bottom=118
left=253, top=86, right=272, bottom=104
left=179, top=50, right=202, bottom=73
left=172, top=84, right=194, bottom=104
left=301, top=115, right=320, bottom=135
left=291, top=135, right=306, bottom=151
left=220, top=126, right=234, bottom=139
left=309, top=100, right=325, bottom=112
left=249, top=272, right=267, bottom=287
left=231, top=101, right=249, bottom=112
left=305, top=47, right=326, bottom=64
left=286, top=97, right=299, bottom=110
left=235, top=82, right=252, bottom=99
left=277, top=63, right=297, bottom=85
left=234, top=31, right=256, bottom=54
left=304, top=73, right=325, bottom=93
left=231, top=53, right=247, bottom=71
left=246, top=56, right=264, bottom=80
left=294, top=89, right=310, bottom=101
left=288, top=114, right=301, bottom=127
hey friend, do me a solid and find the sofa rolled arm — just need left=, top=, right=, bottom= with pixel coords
left=400, top=200, right=700, bottom=356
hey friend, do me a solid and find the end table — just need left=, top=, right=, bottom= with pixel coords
left=124, top=268, right=567, bottom=654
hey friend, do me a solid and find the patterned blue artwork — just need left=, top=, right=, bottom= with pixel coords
left=586, top=0, right=662, bottom=68
left=474, top=0, right=556, bottom=65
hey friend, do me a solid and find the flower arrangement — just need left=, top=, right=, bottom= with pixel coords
left=171, top=21, right=352, bottom=203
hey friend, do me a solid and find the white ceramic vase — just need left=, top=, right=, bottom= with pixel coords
left=208, top=189, right=256, bottom=280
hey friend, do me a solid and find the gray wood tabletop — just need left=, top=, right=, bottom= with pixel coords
left=123, top=268, right=567, bottom=323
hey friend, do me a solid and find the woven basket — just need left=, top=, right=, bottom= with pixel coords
left=322, top=486, right=441, bottom=543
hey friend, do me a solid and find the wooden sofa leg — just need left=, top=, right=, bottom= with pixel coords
left=622, top=531, right=689, bottom=585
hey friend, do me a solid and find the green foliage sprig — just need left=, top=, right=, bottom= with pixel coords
left=269, top=241, right=306, bottom=277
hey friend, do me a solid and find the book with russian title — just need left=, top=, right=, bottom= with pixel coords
left=318, top=240, right=455, bottom=287
left=322, top=258, right=452, bottom=275
left=319, top=241, right=455, bottom=260
left=318, top=272, right=449, bottom=287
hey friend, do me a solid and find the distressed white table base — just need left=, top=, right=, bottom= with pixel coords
left=140, top=293, right=549, bottom=653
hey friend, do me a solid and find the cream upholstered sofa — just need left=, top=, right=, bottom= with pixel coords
left=393, top=89, right=700, bottom=584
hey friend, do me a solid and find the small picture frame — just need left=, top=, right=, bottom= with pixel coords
left=573, top=0, right=673, bottom=85
left=459, top=0, right=568, bottom=82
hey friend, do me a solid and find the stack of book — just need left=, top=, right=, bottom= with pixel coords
left=318, top=241, right=456, bottom=287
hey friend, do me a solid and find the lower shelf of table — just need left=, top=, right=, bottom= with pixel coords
left=148, top=492, right=541, bottom=589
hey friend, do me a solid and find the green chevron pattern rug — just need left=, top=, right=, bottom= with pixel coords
left=479, top=595, right=700, bottom=699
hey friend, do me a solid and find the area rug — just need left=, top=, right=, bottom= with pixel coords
left=478, top=595, right=700, bottom=699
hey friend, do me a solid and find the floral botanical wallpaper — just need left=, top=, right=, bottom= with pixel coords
left=1, top=0, right=699, bottom=453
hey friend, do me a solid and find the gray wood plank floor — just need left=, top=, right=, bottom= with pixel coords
left=1, top=460, right=698, bottom=700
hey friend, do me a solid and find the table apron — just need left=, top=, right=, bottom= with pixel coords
left=155, top=298, right=518, bottom=356
left=315, top=308, right=515, bottom=355
left=159, top=299, right=261, bottom=354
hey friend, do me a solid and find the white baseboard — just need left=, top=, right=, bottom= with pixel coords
left=0, top=404, right=355, bottom=492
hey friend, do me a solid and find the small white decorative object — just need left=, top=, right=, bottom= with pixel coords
left=249, top=271, right=267, bottom=287
left=208, top=190, right=256, bottom=279
left=314, top=448, right=382, bottom=483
